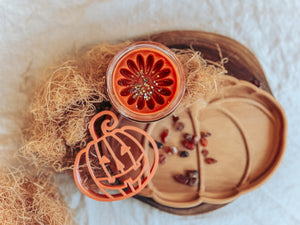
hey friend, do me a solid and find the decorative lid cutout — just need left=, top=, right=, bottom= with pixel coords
left=118, top=54, right=174, bottom=110
left=106, top=42, right=185, bottom=122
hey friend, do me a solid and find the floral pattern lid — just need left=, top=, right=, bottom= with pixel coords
left=106, top=41, right=185, bottom=122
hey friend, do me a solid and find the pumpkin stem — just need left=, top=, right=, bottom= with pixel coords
left=89, top=110, right=119, bottom=139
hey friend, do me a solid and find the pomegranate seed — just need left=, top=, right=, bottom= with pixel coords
left=159, top=154, right=167, bottom=164
left=205, top=157, right=217, bottom=164
left=182, top=140, right=195, bottom=150
left=164, top=146, right=178, bottom=155
left=200, top=137, right=208, bottom=147
left=161, top=129, right=169, bottom=143
left=179, top=151, right=189, bottom=158
left=201, top=149, right=209, bottom=157
left=172, top=115, right=179, bottom=122
left=174, top=174, right=189, bottom=185
left=174, top=121, right=185, bottom=131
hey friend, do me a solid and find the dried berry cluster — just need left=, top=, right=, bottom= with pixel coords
left=200, top=131, right=217, bottom=164
left=174, top=170, right=199, bottom=186
left=150, top=115, right=218, bottom=164
left=149, top=114, right=218, bottom=187
left=181, top=132, right=199, bottom=150
left=158, top=115, right=189, bottom=165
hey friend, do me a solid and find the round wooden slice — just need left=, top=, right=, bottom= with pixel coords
left=133, top=30, right=271, bottom=215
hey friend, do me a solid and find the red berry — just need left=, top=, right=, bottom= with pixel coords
left=205, top=157, right=217, bottom=164
left=200, top=131, right=211, bottom=138
left=182, top=140, right=195, bottom=150
left=201, top=149, right=209, bottom=157
left=200, top=137, right=208, bottom=147
left=164, top=146, right=178, bottom=155
left=172, top=115, right=179, bottom=122
left=174, top=174, right=189, bottom=185
left=161, top=129, right=169, bottom=143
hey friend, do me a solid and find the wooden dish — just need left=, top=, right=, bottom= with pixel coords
left=129, top=30, right=287, bottom=215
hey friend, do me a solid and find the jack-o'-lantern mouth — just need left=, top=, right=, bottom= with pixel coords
left=117, top=54, right=174, bottom=110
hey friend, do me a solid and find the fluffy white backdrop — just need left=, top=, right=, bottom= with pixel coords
left=0, top=0, right=299, bottom=224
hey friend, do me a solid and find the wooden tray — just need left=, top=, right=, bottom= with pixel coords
left=132, top=30, right=274, bottom=215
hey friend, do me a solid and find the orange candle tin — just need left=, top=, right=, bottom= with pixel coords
left=106, top=41, right=185, bottom=122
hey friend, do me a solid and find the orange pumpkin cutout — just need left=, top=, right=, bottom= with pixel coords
left=73, top=110, right=159, bottom=201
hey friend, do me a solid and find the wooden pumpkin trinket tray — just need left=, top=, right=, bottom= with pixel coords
left=123, top=31, right=287, bottom=215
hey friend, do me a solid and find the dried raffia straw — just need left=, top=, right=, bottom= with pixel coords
left=19, top=42, right=131, bottom=172
left=19, top=41, right=227, bottom=173
left=0, top=166, right=73, bottom=225
left=10, top=41, right=227, bottom=224
left=173, top=47, right=227, bottom=113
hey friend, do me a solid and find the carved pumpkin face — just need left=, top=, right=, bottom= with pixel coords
left=73, top=111, right=159, bottom=201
